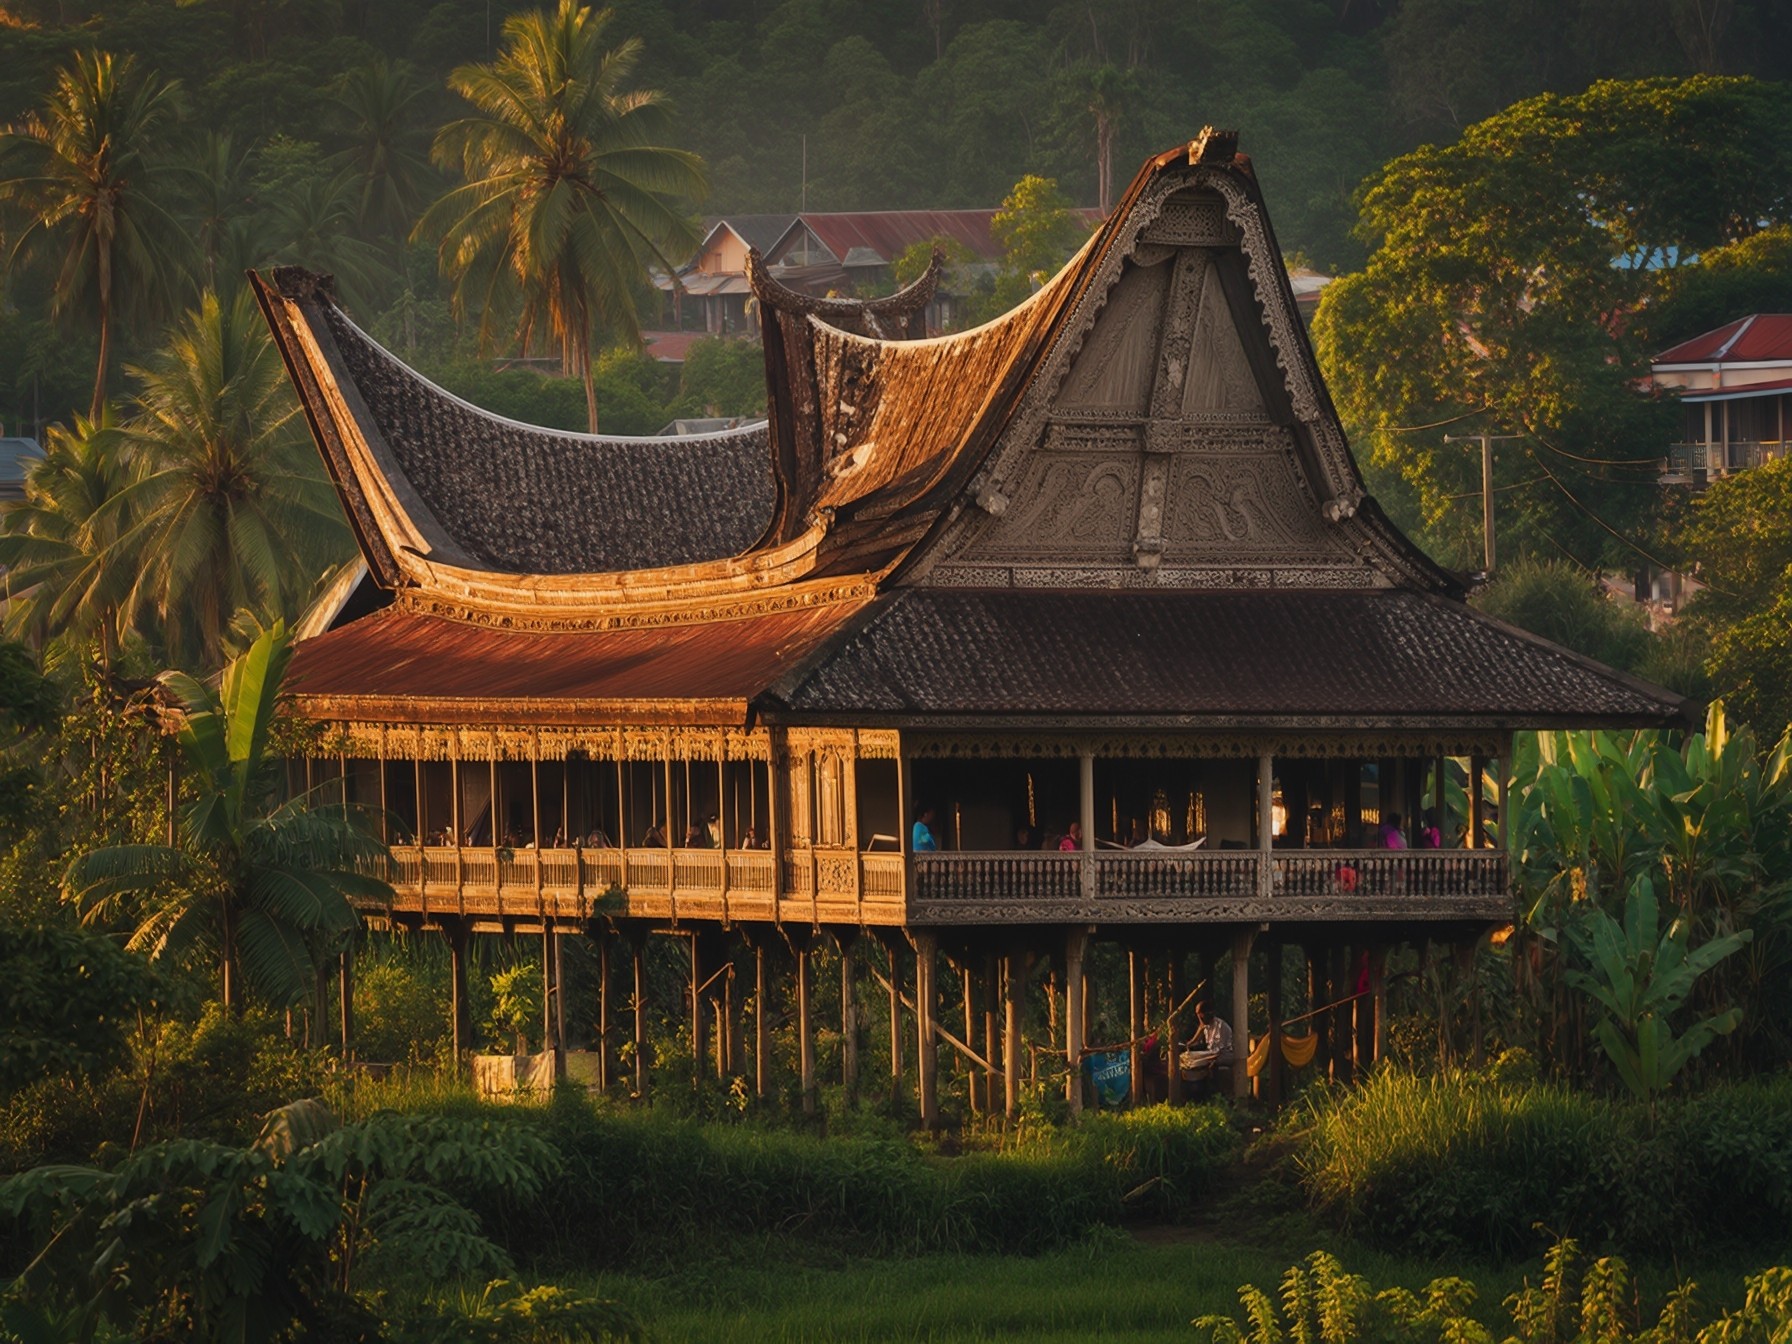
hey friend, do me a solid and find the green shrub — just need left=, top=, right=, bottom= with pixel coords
left=1290, top=1069, right=1792, bottom=1259
left=376, top=1089, right=1239, bottom=1270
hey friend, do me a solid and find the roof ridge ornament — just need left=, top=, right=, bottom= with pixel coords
left=270, top=266, right=337, bottom=303
left=745, top=246, right=942, bottom=340
left=1189, top=127, right=1239, bottom=165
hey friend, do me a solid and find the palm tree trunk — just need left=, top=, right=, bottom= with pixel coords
left=221, top=899, right=241, bottom=1013
left=90, top=288, right=112, bottom=421
left=581, top=338, right=599, bottom=434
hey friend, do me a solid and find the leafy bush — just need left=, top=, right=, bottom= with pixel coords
left=1195, top=1239, right=1792, bottom=1344
left=1289, top=1069, right=1792, bottom=1259
left=428, top=1091, right=1240, bottom=1269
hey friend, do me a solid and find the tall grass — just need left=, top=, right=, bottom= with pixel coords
left=1289, top=1068, right=1792, bottom=1258
left=346, top=1085, right=1239, bottom=1269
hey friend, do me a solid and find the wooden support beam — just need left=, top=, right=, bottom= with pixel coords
left=1231, top=928, right=1253, bottom=1101
left=1065, top=928, right=1087, bottom=1116
left=447, top=920, right=471, bottom=1061
left=885, top=937, right=903, bottom=1104
left=797, top=945, right=816, bottom=1114
left=1128, top=949, right=1144, bottom=1108
left=339, top=947, right=355, bottom=1059
left=962, top=963, right=980, bottom=1114
left=632, top=939, right=648, bottom=1097
left=1370, top=944, right=1388, bottom=1068
left=1003, top=950, right=1022, bottom=1118
left=1166, top=952, right=1183, bottom=1105
left=689, top=934, right=706, bottom=1087
left=755, top=940, right=771, bottom=1101
left=1266, top=938, right=1285, bottom=1107
left=597, top=930, right=613, bottom=1090
left=982, top=954, right=1000, bottom=1115
left=841, top=937, right=860, bottom=1098
left=913, top=930, right=939, bottom=1130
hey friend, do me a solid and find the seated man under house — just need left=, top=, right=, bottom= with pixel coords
left=256, top=131, right=1691, bottom=1123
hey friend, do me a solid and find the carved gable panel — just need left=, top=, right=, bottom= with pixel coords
left=1055, top=257, right=1169, bottom=414
left=1163, top=452, right=1356, bottom=563
left=1182, top=255, right=1266, bottom=416
left=961, top=454, right=1138, bottom=564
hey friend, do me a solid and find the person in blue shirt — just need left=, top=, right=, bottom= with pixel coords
left=912, top=805, right=939, bottom=852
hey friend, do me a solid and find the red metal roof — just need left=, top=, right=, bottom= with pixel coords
left=287, top=601, right=870, bottom=724
left=776, top=208, right=1106, bottom=267
left=1654, top=314, right=1792, bottom=365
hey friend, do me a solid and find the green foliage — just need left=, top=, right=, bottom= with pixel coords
left=64, top=621, right=389, bottom=1009
left=1510, top=707, right=1792, bottom=1075
left=674, top=337, right=765, bottom=419
left=420, top=0, right=707, bottom=433
left=487, top=963, right=544, bottom=1054
left=991, top=174, right=1083, bottom=286
left=437, top=1092, right=1237, bottom=1267
left=1473, top=561, right=1651, bottom=675
left=0, top=922, right=164, bottom=1093
left=0, top=1098, right=629, bottom=1342
left=1566, top=878, right=1750, bottom=1102
left=1672, top=454, right=1792, bottom=737
left=1200, top=1238, right=1792, bottom=1344
left=1315, top=77, right=1792, bottom=570
left=1287, top=1068, right=1792, bottom=1258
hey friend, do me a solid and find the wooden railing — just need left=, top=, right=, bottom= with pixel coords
left=1275, top=849, right=1508, bottom=899
left=1098, top=850, right=1261, bottom=899
left=913, top=849, right=1510, bottom=906
left=914, top=852, right=1082, bottom=902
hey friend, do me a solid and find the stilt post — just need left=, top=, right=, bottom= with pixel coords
left=1231, top=927, right=1254, bottom=1100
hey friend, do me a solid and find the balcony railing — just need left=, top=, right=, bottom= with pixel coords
left=912, top=848, right=1509, bottom=910
left=384, top=844, right=1510, bottom=921
left=1665, top=441, right=1782, bottom=480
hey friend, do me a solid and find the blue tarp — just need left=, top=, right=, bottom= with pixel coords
left=1086, top=1050, right=1131, bottom=1106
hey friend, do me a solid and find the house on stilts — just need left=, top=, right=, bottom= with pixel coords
left=254, top=132, right=1692, bottom=1119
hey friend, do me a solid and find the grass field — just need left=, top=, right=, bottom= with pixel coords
left=581, top=1230, right=1524, bottom=1343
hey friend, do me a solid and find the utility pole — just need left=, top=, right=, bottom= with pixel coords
left=1443, top=433, right=1523, bottom=575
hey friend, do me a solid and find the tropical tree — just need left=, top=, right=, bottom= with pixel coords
left=0, top=410, right=136, bottom=660
left=64, top=622, right=387, bottom=1011
left=421, top=0, right=707, bottom=434
left=105, top=288, right=351, bottom=671
left=261, top=171, right=397, bottom=312
left=1313, top=76, right=1792, bottom=570
left=324, top=58, right=439, bottom=243
left=0, top=49, right=191, bottom=418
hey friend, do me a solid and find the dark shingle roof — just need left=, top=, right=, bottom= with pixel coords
left=769, top=588, right=1692, bottom=726
left=320, top=305, right=776, bottom=575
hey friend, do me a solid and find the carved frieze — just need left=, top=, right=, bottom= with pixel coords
left=904, top=730, right=1511, bottom=759
left=962, top=455, right=1139, bottom=563
left=1163, top=455, right=1357, bottom=562
left=907, top=895, right=1509, bottom=925
left=1138, top=191, right=1238, bottom=247
left=1055, top=259, right=1168, bottom=414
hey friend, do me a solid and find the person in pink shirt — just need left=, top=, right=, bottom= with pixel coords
left=1059, top=821, right=1083, bottom=851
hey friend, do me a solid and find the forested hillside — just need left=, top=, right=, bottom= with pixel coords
left=1, top=0, right=1784, bottom=439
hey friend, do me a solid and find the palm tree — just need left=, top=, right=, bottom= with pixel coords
left=0, top=411, right=136, bottom=661
left=263, top=171, right=397, bottom=312
left=106, top=289, right=352, bottom=671
left=65, top=621, right=387, bottom=1011
left=0, top=50, right=191, bottom=419
left=325, top=58, right=438, bottom=243
left=420, top=1, right=707, bottom=433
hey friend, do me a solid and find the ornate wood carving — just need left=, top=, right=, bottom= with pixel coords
left=323, top=722, right=772, bottom=762
left=904, top=731, right=1510, bottom=759
left=907, top=895, right=1509, bottom=924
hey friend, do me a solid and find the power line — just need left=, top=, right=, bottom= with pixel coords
left=1525, top=449, right=1692, bottom=579
left=1375, top=407, right=1493, bottom=434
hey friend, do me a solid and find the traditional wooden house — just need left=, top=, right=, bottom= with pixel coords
left=255, top=133, right=1690, bottom=1120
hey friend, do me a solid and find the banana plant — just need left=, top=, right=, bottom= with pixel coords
left=1565, top=876, right=1751, bottom=1104
left=64, top=621, right=389, bottom=1010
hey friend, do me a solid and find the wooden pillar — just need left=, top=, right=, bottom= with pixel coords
left=721, top=956, right=740, bottom=1078
left=632, top=938, right=648, bottom=1096
left=597, top=930, right=613, bottom=1089
left=541, top=926, right=558, bottom=1059
left=339, top=947, right=355, bottom=1058
left=1231, top=928, right=1254, bottom=1100
left=755, top=938, right=771, bottom=1101
left=447, top=920, right=471, bottom=1061
left=1469, top=755, right=1486, bottom=848
left=961, top=962, right=980, bottom=1113
left=1353, top=944, right=1373, bottom=1072
left=840, top=936, right=860, bottom=1097
left=1079, top=751, right=1096, bottom=898
left=1256, top=752, right=1274, bottom=899
left=1128, top=949, right=1144, bottom=1108
left=1002, top=950, right=1023, bottom=1118
left=1370, top=944, right=1388, bottom=1067
left=982, top=953, right=1000, bottom=1115
left=689, top=935, right=706, bottom=1086
left=1265, top=938, right=1285, bottom=1106
left=914, top=930, right=939, bottom=1129
left=1065, top=928, right=1087, bottom=1115
left=1310, top=947, right=1329, bottom=1080
left=886, top=937, right=904, bottom=1104
left=1165, top=951, right=1183, bottom=1104
left=796, top=943, right=816, bottom=1114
